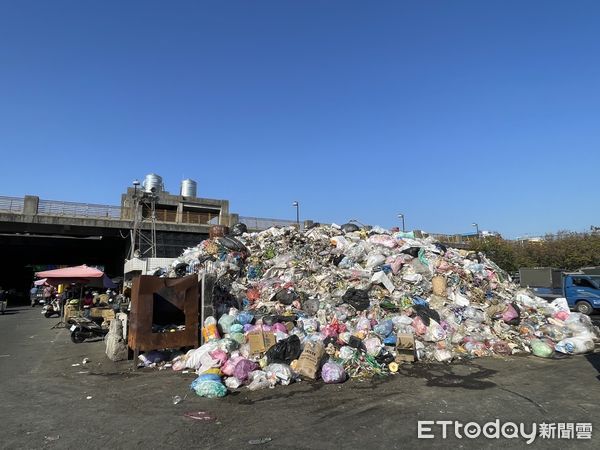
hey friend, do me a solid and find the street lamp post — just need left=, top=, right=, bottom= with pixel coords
left=292, top=201, right=300, bottom=228
left=472, top=222, right=480, bottom=237
left=397, top=213, right=405, bottom=232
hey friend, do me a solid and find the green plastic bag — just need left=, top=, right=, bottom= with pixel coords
left=193, top=380, right=228, bottom=398
left=530, top=339, right=553, bottom=358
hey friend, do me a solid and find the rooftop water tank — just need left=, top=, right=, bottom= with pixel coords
left=180, top=179, right=197, bottom=198
left=142, top=173, right=164, bottom=194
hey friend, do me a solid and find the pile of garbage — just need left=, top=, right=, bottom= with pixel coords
left=160, top=225, right=598, bottom=397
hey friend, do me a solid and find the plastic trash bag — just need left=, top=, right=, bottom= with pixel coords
left=341, top=223, right=360, bottom=233
left=530, top=339, right=554, bottom=358
left=412, top=316, right=427, bottom=335
left=193, top=380, right=228, bottom=398
left=366, top=253, right=386, bottom=269
left=265, top=363, right=293, bottom=385
left=225, top=376, right=243, bottom=389
left=231, top=222, right=248, bottom=236
left=338, top=346, right=356, bottom=360
left=218, top=314, right=237, bottom=334
left=551, top=297, right=570, bottom=312
left=266, top=335, right=301, bottom=365
left=233, top=359, right=258, bottom=382
left=229, top=323, right=244, bottom=334
left=341, top=288, right=370, bottom=311
left=501, top=303, right=519, bottom=323
left=222, top=355, right=245, bottom=376
left=555, top=337, right=594, bottom=355
left=208, top=349, right=228, bottom=367
left=373, top=320, right=393, bottom=337
left=191, top=373, right=222, bottom=388
left=237, top=311, right=254, bottom=325
left=424, top=320, right=446, bottom=342
left=247, top=370, right=271, bottom=391
left=363, top=337, right=382, bottom=357
left=321, top=361, right=346, bottom=384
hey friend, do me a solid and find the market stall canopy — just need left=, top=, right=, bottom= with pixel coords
left=34, top=278, right=48, bottom=286
left=35, top=265, right=116, bottom=288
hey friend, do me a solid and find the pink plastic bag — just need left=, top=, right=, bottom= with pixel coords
left=502, top=304, right=519, bottom=323
left=233, top=359, right=258, bottom=382
left=221, top=355, right=244, bottom=376
left=412, top=316, right=427, bottom=335
left=209, top=349, right=229, bottom=367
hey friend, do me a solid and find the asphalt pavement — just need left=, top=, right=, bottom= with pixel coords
left=1, top=306, right=599, bottom=449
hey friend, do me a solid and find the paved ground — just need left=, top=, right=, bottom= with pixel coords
left=1, top=305, right=599, bottom=449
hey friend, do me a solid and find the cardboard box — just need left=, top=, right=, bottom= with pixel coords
left=247, top=330, right=276, bottom=355
left=64, top=304, right=81, bottom=322
left=395, top=333, right=416, bottom=362
left=90, top=307, right=116, bottom=321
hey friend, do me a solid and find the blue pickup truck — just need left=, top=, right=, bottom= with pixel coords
left=519, top=267, right=600, bottom=315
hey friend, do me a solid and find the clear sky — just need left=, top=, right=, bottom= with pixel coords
left=1, top=1, right=598, bottom=238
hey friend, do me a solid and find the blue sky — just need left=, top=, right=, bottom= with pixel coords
left=1, top=1, right=598, bottom=238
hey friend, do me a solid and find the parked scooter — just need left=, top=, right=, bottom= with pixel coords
left=42, top=298, right=60, bottom=318
left=68, top=317, right=108, bottom=343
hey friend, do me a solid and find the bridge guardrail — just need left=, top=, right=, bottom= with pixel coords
left=37, top=199, right=122, bottom=219
left=0, top=196, right=25, bottom=213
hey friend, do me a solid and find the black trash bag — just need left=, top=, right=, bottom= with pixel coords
left=198, top=254, right=216, bottom=264
left=467, top=252, right=482, bottom=263
left=433, top=243, right=447, bottom=254
left=217, top=236, right=249, bottom=254
left=347, top=335, right=366, bottom=352
left=262, top=314, right=297, bottom=326
left=413, top=304, right=440, bottom=326
left=274, top=289, right=299, bottom=305
left=174, top=262, right=188, bottom=277
left=231, top=223, right=248, bottom=237
left=342, top=288, right=370, bottom=311
left=331, top=254, right=345, bottom=266
left=306, top=222, right=320, bottom=230
left=341, top=223, right=360, bottom=233
left=375, top=350, right=395, bottom=365
left=152, top=268, right=167, bottom=277
left=266, top=335, right=301, bottom=365
left=401, top=247, right=421, bottom=258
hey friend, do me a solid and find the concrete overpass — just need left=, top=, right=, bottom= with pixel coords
left=0, top=194, right=304, bottom=296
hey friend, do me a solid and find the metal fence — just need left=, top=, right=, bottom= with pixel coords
left=37, top=199, right=122, bottom=219
left=239, top=216, right=301, bottom=231
left=0, top=196, right=25, bottom=213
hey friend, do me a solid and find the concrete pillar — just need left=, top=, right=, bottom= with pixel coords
left=23, top=196, right=39, bottom=215
left=228, top=213, right=239, bottom=227
left=176, top=201, right=183, bottom=224
left=218, top=200, right=230, bottom=226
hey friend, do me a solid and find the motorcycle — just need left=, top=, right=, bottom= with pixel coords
left=68, top=317, right=109, bottom=343
left=42, top=299, right=61, bottom=318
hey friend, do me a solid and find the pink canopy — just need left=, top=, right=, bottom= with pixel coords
left=35, top=265, right=116, bottom=288
left=36, top=265, right=104, bottom=279
left=34, top=278, right=48, bottom=286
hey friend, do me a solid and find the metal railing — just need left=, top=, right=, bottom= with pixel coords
left=239, top=216, right=301, bottom=231
left=37, top=199, right=122, bottom=219
left=0, top=196, right=25, bottom=213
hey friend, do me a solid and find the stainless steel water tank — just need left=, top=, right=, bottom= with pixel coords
left=142, top=173, right=164, bottom=193
left=180, top=179, right=197, bottom=197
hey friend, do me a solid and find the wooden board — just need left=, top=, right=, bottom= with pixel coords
left=128, top=275, right=199, bottom=353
